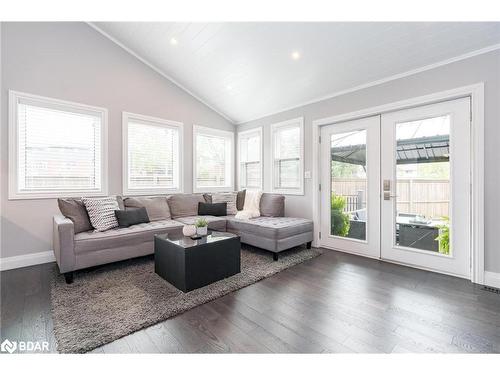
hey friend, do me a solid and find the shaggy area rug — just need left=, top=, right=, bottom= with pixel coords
left=51, top=244, right=322, bottom=353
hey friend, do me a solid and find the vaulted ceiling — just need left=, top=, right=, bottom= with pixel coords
left=91, top=22, right=500, bottom=124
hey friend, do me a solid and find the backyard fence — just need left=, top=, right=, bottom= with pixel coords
left=332, top=178, right=450, bottom=219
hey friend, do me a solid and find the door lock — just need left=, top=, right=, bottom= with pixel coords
left=384, top=191, right=398, bottom=200
left=383, top=179, right=391, bottom=191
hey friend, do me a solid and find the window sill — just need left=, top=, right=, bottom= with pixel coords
left=8, top=190, right=108, bottom=200
left=193, top=186, right=235, bottom=194
left=238, top=186, right=263, bottom=191
left=269, top=188, right=305, bottom=196
left=122, top=188, right=183, bottom=197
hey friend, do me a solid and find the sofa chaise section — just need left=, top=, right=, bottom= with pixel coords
left=225, top=216, right=313, bottom=260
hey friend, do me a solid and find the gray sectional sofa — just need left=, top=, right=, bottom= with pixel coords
left=53, top=193, right=313, bottom=283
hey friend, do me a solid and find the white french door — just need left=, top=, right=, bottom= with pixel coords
left=320, top=97, right=471, bottom=278
left=381, top=98, right=471, bottom=278
left=320, top=116, right=380, bottom=258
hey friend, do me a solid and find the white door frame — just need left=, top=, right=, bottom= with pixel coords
left=311, top=83, right=484, bottom=284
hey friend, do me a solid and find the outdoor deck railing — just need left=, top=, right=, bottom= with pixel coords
left=332, top=178, right=449, bottom=218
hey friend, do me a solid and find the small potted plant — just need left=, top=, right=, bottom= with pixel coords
left=195, top=218, right=208, bottom=236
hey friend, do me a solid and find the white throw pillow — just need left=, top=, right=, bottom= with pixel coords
left=82, top=196, right=120, bottom=232
left=235, top=190, right=263, bottom=220
left=212, top=192, right=238, bottom=215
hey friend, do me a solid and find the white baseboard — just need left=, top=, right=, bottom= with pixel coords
left=0, top=250, right=55, bottom=271
left=484, top=271, right=500, bottom=289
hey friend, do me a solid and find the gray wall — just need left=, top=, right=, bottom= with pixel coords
left=238, top=50, right=500, bottom=273
left=0, top=22, right=234, bottom=259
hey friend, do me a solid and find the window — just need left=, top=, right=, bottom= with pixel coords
left=271, top=117, right=304, bottom=195
left=123, top=112, right=183, bottom=195
left=238, top=127, right=263, bottom=189
left=8, top=91, right=107, bottom=199
left=193, top=125, right=234, bottom=193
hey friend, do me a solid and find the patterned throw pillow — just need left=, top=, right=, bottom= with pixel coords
left=211, top=192, right=237, bottom=215
left=81, top=196, right=120, bottom=232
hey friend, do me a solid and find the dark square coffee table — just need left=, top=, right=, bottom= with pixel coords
left=154, top=231, right=241, bottom=292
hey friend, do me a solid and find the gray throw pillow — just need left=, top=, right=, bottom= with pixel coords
left=115, top=207, right=150, bottom=228
left=236, top=189, right=246, bottom=211
left=57, top=198, right=93, bottom=234
left=260, top=193, right=285, bottom=217
left=124, top=196, right=170, bottom=221
left=212, top=192, right=237, bottom=215
left=167, top=194, right=206, bottom=218
left=116, top=195, right=125, bottom=210
left=82, top=196, right=120, bottom=232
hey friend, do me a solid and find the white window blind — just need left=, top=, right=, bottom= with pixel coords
left=125, top=115, right=181, bottom=193
left=194, top=126, right=234, bottom=192
left=238, top=129, right=262, bottom=189
left=271, top=118, right=304, bottom=194
left=10, top=92, right=106, bottom=198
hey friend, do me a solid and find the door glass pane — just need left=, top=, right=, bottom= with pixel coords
left=330, top=130, right=367, bottom=240
left=395, top=115, right=451, bottom=255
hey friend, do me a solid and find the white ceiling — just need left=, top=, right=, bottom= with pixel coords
left=92, top=22, right=500, bottom=124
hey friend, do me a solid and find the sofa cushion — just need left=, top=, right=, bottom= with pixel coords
left=124, top=196, right=171, bottom=221
left=81, top=196, right=120, bottom=232
left=57, top=198, right=93, bottom=234
left=211, top=192, right=237, bottom=215
left=226, top=216, right=312, bottom=239
left=260, top=193, right=285, bottom=217
left=74, top=219, right=183, bottom=254
left=205, top=190, right=245, bottom=211
left=174, top=216, right=227, bottom=232
left=167, top=194, right=206, bottom=218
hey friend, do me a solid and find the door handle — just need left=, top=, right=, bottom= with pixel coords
left=383, top=180, right=397, bottom=200
left=383, top=192, right=398, bottom=200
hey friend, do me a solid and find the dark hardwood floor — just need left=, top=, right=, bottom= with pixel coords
left=1, top=249, right=499, bottom=353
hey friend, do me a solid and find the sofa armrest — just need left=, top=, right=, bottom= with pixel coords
left=53, top=214, right=76, bottom=273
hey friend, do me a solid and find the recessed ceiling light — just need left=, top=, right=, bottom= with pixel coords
left=291, top=51, right=301, bottom=60
left=170, top=37, right=178, bottom=46
left=226, top=85, right=233, bottom=91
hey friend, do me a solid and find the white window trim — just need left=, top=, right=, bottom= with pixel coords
left=122, top=112, right=184, bottom=196
left=270, top=117, right=305, bottom=195
left=237, top=127, right=263, bottom=190
left=193, top=125, right=235, bottom=193
left=8, top=90, right=108, bottom=200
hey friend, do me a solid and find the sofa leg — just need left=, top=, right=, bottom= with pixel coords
left=306, top=241, right=312, bottom=249
left=273, top=253, right=279, bottom=261
left=64, top=272, right=74, bottom=284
